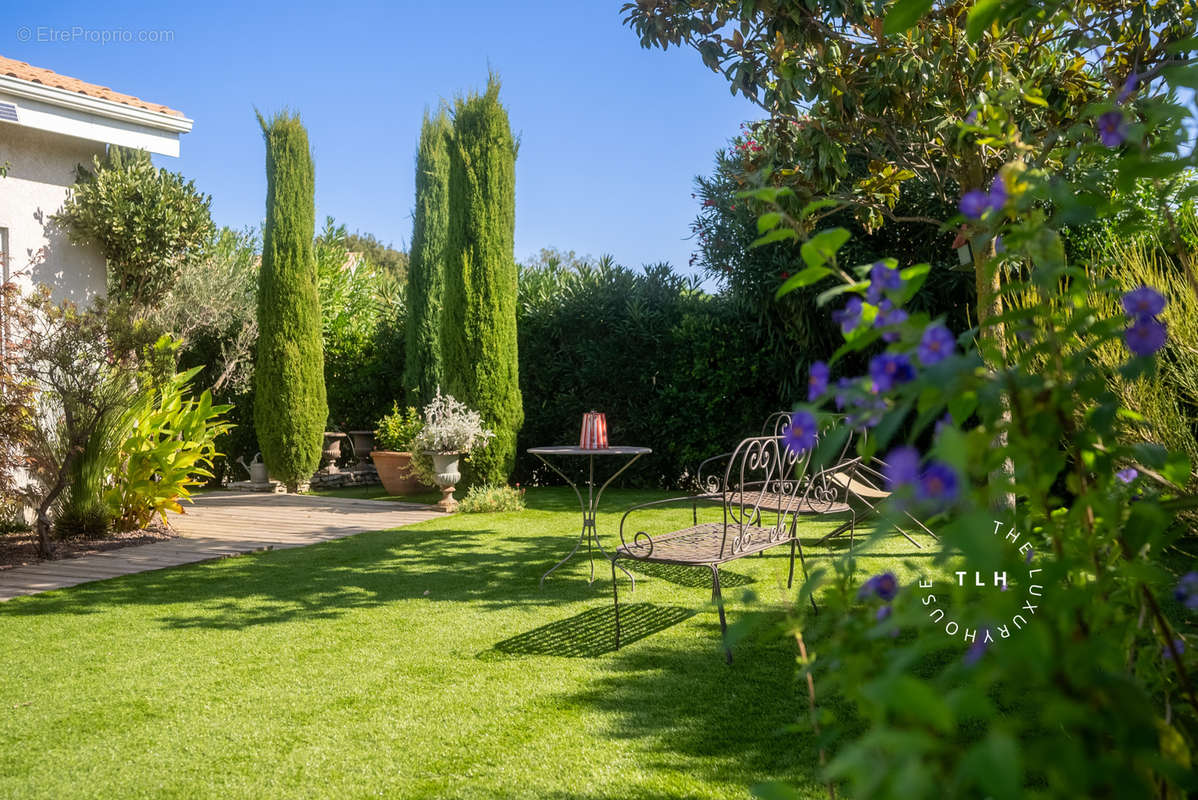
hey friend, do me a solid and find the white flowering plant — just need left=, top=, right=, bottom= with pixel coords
left=412, top=390, right=494, bottom=455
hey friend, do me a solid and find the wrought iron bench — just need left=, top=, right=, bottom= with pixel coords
left=693, top=411, right=856, bottom=545
left=611, top=433, right=854, bottom=663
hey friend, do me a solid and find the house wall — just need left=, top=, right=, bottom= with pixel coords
left=0, top=123, right=107, bottom=304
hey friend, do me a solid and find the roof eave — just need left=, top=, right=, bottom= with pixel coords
left=0, top=73, right=192, bottom=134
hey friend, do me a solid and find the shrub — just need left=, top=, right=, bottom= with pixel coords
left=443, top=76, right=523, bottom=484
left=411, top=390, right=493, bottom=455
left=104, top=365, right=232, bottom=531
left=404, top=109, right=451, bottom=407
left=52, top=146, right=214, bottom=308
left=317, top=218, right=407, bottom=430
left=374, top=403, right=423, bottom=452
left=515, top=258, right=780, bottom=487
left=17, top=291, right=142, bottom=557
left=254, top=111, right=326, bottom=492
left=458, top=483, right=525, bottom=513
left=52, top=506, right=110, bottom=539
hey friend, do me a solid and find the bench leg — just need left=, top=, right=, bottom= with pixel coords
left=710, top=565, right=732, bottom=665
left=611, top=558, right=621, bottom=652
left=787, top=518, right=818, bottom=615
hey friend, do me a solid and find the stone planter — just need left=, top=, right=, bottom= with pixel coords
left=429, top=452, right=462, bottom=512
left=370, top=450, right=430, bottom=496
left=347, top=430, right=375, bottom=465
left=322, top=432, right=347, bottom=470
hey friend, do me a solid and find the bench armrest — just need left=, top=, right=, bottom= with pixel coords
left=617, top=494, right=710, bottom=557
left=695, top=450, right=734, bottom=494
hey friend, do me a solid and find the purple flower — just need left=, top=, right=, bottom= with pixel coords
left=918, top=325, right=955, bottom=365
left=1121, top=286, right=1166, bottom=319
left=986, top=176, right=1008, bottom=214
left=1097, top=110, right=1127, bottom=147
left=1163, top=637, right=1186, bottom=661
left=846, top=395, right=887, bottom=429
left=963, top=110, right=978, bottom=125
left=807, top=361, right=829, bottom=402
left=873, top=572, right=898, bottom=601
left=1025, top=547, right=1035, bottom=564
left=858, top=572, right=899, bottom=602
left=883, top=446, right=921, bottom=489
left=869, top=352, right=916, bottom=392
left=833, top=377, right=854, bottom=411
left=832, top=297, right=864, bottom=335
left=783, top=410, right=817, bottom=455
left=959, top=189, right=990, bottom=220
left=934, top=414, right=953, bottom=436
left=994, top=235, right=1005, bottom=254
left=1117, top=73, right=1139, bottom=104
left=964, top=633, right=989, bottom=666
left=1125, top=317, right=1167, bottom=356
left=917, top=461, right=960, bottom=506
left=867, top=262, right=903, bottom=304
left=875, top=299, right=909, bottom=342
left=875, top=604, right=892, bottom=622
left=1175, top=572, right=1198, bottom=610
left=1116, top=468, right=1139, bottom=484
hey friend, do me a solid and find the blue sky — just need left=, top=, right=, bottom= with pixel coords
left=6, top=1, right=758, bottom=274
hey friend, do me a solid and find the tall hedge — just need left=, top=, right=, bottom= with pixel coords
left=442, top=78, right=523, bottom=484
left=254, top=111, right=326, bottom=491
left=403, top=109, right=451, bottom=406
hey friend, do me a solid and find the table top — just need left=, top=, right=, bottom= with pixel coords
left=527, top=446, right=652, bottom=456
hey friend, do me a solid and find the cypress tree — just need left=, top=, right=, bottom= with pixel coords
left=254, top=111, right=327, bottom=492
left=403, top=109, right=451, bottom=406
left=442, top=77, right=523, bottom=484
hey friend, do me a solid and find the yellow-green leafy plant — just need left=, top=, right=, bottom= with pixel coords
left=104, top=365, right=232, bottom=531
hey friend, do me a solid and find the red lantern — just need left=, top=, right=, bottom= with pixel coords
left=579, top=412, right=609, bottom=449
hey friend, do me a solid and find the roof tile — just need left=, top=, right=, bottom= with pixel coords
left=0, top=54, right=183, bottom=117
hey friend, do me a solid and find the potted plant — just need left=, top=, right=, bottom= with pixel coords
left=411, top=390, right=494, bottom=512
left=371, top=404, right=430, bottom=496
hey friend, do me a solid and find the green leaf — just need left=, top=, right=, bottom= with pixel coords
left=799, top=198, right=839, bottom=218
left=800, top=227, right=852, bottom=268
left=750, top=227, right=797, bottom=249
left=757, top=212, right=782, bottom=234
left=883, top=0, right=934, bottom=35
left=897, top=263, right=931, bottom=304
left=775, top=266, right=833, bottom=299
left=966, top=0, right=1004, bottom=42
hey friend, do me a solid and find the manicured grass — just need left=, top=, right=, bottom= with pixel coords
left=305, top=484, right=443, bottom=505
left=0, top=488, right=937, bottom=799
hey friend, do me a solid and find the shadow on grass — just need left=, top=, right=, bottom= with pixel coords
left=489, top=603, right=696, bottom=658
left=625, top=560, right=755, bottom=588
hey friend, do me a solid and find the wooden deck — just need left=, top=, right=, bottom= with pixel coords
left=0, top=491, right=443, bottom=601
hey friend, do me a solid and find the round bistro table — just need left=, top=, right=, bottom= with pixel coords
left=526, top=445, right=651, bottom=588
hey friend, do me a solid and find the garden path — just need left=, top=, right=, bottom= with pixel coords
left=0, top=491, right=441, bottom=601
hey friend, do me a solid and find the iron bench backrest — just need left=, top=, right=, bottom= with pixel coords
left=715, top=434, right=814, bottom=559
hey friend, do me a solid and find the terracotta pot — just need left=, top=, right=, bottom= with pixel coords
left=370, top=451, right=431, bottom=495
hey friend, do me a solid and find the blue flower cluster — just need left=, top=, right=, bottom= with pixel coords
left=882, top=445, right=960, bottom=509
left=1121, top=286, right=1167, bottom=357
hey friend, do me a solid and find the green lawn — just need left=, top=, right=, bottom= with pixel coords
left=0, top=488, right=934, bottom=799
left=304, top=484, right=444, bottom=505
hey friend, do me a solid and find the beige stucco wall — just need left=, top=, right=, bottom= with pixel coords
left=0, top=123, right=107, bottom=304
